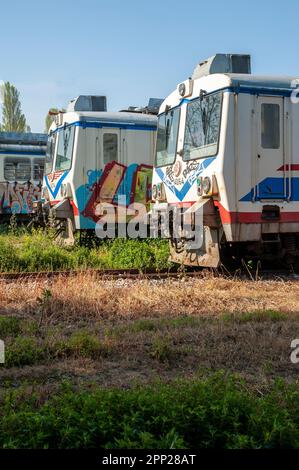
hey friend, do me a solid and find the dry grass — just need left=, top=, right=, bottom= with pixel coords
left=1, top=273, right=299, bottom=321
left=1, top=274, right=299, bottom=390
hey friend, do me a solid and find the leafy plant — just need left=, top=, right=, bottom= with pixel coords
left=1, top=374, right=299, bottom=449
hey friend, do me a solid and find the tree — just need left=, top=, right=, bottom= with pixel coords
left=45, top=108, right=66, bottom=133
left=0, top=81, right=27, bottom=132
left=45, top=108, right=59, bottom=133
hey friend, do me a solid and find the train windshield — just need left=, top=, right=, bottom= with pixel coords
left=55, top=126, right=75, bottom=171
left=183, top=92, right=222, bottom=160
left=155, top=107, right=180, bottom=167
left=45, top=132, right=57, bottom=174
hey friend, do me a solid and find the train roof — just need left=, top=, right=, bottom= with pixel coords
left=224, top=74, right=298, bottom=89
left=0, top=132, right=47, bottom=156
left=0, top=132, right=47, bottom=146
left=53, top=111, right=157, bottom=131
left=160, top=73, right=299, bottom=113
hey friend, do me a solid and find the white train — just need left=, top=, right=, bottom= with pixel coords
left=151, top=54, right=299, bottom=267
left=0, top=132, right=47, bottom=218
left=42, top=96, right=159, bottom=242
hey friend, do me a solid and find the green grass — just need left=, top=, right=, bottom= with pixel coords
left=3, top=328, right=112, bottom=367
left=110, top=316, right=203, bottom=337
left=0, top=228, right=171, bottom=272
left=1, top=373, right=299, bottom=448
left=222, top=310, right=288, bottom=323
left=54, top=331, right=110, bottom=359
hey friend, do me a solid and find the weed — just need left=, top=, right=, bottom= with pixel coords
left=0, top=317, right=21, bottom=337
left=54, top=331, right=110, bottom=359
left=150, top=336, right=175, bottom=362
left=5, top=336, right=46, bottom=367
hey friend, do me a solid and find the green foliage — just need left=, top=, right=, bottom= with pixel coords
left=1, top=374, right=299, bottom=448
left=3, top=328, right=110, bottom=367
left=106, top=238, right=171, bottom=270
left=0, top=81, right=27, bottom=132
left=150, top=336, right=175, bottom=362
left=5, top=336, right=46, bottom=367
left=0, top=317, right=21, bottom=337
left=59, top=331, right=106, bottom=359
left=0, top=238, right=20, bottom=271
left=0, top=229, right=171, bottom=272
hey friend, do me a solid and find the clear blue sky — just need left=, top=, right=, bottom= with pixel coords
left=0, top=0, right=298, bottom=132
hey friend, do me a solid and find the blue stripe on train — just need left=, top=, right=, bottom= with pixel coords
left=52, top=121, right=157, bottom=133
left=240, top=177, right=299, bottom=201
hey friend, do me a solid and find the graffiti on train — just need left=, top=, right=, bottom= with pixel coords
left=80, top=162, right=152, bottom=223
left=0, top=181, right=41, bottom=214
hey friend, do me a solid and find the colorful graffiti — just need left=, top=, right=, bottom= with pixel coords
left=0, top=181, right=41, bottom=214
left=80, top=162, right=152, bottom=223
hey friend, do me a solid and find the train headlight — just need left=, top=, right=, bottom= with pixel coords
left=178, top=83, right=186, bottom=96
left=197, top=177, right=203, bottom=196
left=152, top=183, right=166, bottom=201
left=177, top=78, right=193, bottom=98
left=60, top=183, right=69, bottom=198
left=157, top=182, right=166, bottom=201
left=202, top=177, right=211, bottom=195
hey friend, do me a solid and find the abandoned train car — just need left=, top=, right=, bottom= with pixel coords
left=0, top=132, right=47, bottom=219
left=42, top=95, right=159, bottom=242
left=151, top=54, right=299, bottom=267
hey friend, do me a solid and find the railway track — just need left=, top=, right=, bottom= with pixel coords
left=0, top=268, right=206, bottom=282
left=0, top=266, right=298, bottom=282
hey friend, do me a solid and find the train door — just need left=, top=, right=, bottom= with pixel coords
left=256, top=96, right=285, bottom=199
left=98, top=128, right=123, bottom=203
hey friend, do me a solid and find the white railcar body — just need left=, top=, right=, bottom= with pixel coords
left=151, top=59, right=299, bottom=266
left=43, top=108, right=157, bottom=237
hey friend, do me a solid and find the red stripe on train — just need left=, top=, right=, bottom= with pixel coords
left=277, top=164, right=299, bottom=171
left=215, top=201, right=299, bottom=224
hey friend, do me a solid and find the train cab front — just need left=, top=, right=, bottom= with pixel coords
left=151, top=76, right=224, bottom=268
left=39, top=117, right=76, bottom=244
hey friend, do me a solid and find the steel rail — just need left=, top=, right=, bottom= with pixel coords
left=0, top=267, right=298, bottom=283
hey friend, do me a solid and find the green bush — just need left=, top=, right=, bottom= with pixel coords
left=5, top=336, right=46, bottom=367
left=1, top=374, right=299, bottom=448
left=0, top=238, right=20, bottom=271
left=59, top=331, right=106, bottom=359
left=0, top=317, right=21, bottom=337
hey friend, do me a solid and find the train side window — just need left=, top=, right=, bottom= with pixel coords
left=55, top=126, right=75, bottom=171
left=261, top=103, right=280, bottom=149
left=45, top=132, right=57, bottom=174
left=33, top=158, right=45, bottom=180
left=4, top=158, right=31, bottom=181
left=4, top=161, right=15, bottom=180
left=103, top=133, right=118, bottom=164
